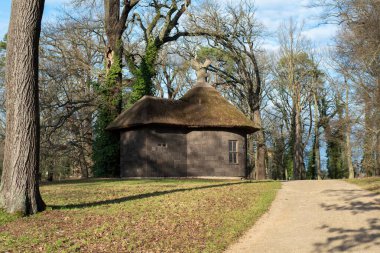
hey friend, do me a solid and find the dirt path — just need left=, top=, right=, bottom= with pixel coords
left=225, top=180, right=380, bottom=253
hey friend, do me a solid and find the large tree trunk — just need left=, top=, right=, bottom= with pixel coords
left=313, top=93, right=321, bottom=180
left=293, top=115, right=305, bottom=179
left=375, top=77, right=380, bottom=176
left=376, top=133, right=380, bottom=176
left=93, top=0, right=129, bottom=177
left=104, top=0, right=123, bottom=112
left=345, top=129, right=355, bottom=178
left=246, top=134, right=255, bottom=178
left=314, top=133, right=321, bottom=180
left=345, top=82, right=355, bottom=179
left=280, top=125, right=288, bottom=180
left=0, top=0, right=45, bottom=215
left=293, top=83, right=305, bottom=180
left=79, top=108, right=92, bottom=178
left=362, top=91, right=373, bottom=175
left=254, top=110, right=266, bottom=180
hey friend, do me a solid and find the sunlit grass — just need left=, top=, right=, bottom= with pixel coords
left=346, top=177, right=380, bottom=194
left=0, top=178, right=280, bottom=252
left=0, top=209, right=18, bottom=226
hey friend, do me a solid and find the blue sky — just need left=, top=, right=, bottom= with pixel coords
left=252, top=0, right=337, bottom=50
left=0, top=0, right=337, bottom=49
left=0, top=0, right=71, bottom=40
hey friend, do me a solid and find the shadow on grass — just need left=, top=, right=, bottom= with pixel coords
left=313, top=218, right=380, bottom=253
left=41, top=178, right=122, bottom=186
left=41, top=177, right=246, bottom=186
left=41, top=178, right=173, bottom=186
left=50, top=181, right=256, bottom=210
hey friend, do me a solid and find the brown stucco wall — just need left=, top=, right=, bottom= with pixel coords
left=145, top=127, right=187, bottom=177
left=120, top=126, right=247, bottom=177
left=120, top=129, right=148, bottom=177
left=186, top=130, right=246, bottom=177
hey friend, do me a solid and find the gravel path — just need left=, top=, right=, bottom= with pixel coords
left=225, top=180, right=380, bottom=253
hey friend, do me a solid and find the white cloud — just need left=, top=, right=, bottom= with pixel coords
left=0, top=0, right=337, bottom=52
left=249, top=0, right=338, bottom=52
left=302, top=24, right=338, bottom=45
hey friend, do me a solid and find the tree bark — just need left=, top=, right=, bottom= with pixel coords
left=362, top=91, right=373, bottom=175
left=313, top=93, right=322, bottom=180
left=345, top=129, right=355, bottom=179
left=280, top=124, right=288, bottom=180
left=0, top=0, right=45, bottom=215
left=314, top=131, right=321, bottom=180
left=254, top=110, right=266, bottom=180
left=93, top=0, right=138, bottom=177
left=375, top=77, right=380, bottom=176
left=246, top=134, right=255, bottom=178
left=104, top=0, right=124, bottom=112
left=293, top=82, right=305, bottom=180
left=345, top=81, right=355, bottom=179
left=376, top=132, right=380, bottom=176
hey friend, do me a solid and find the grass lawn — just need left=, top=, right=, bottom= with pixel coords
left=0, top=179, right=280, bottom=252
left=346, top=177, right=380, bottom=194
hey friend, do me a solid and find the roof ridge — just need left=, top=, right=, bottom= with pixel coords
left=193, top=81, right=214, bottom=88
left=107, top=82, right=259, bottom=133
left=142, top=95, right=178, bottom=102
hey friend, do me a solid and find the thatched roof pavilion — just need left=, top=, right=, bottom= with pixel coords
left=108, top=82, right=259, bottom=178
left=107, top=82, right=259, bottom=133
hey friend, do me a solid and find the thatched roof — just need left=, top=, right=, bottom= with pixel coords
left=106, top=82, right=259, bottom=133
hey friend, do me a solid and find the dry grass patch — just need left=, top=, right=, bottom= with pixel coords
left=346, top=177, right=380, bottom=194
left=0, top=179, right=280, bottom=252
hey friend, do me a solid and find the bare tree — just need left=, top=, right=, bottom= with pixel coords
left=189, top=1, right=268, bottom=179
left=343, top=79, right=355, bottom=178
left=105, top=0, right=139, bottom=75
left=0, top=36, right=6, bottom=177
left=0, top=0, right=45, bottom=214
left=39, top=16, right=104, bottom=179
left=270, top=20, right=318, bottom=180
left=95, top=0, right=201, bottom=176
left=316, top=0, right=380, bottom=176
left=0, top=36, right=6, bottom=138
left=126, top=0, right=202, bottom=104
left=155, top=46, right=192, bottom=99
left=310, top=63, right=323, bottom=179
left=91, top=0, right=140, bottom=177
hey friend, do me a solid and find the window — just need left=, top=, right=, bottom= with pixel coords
left=157, top=143, right=167, bottom=148
left=229, top=140, right=238, bottom=164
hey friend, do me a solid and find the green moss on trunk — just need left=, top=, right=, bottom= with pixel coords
left=93, top=53, right=122, bottom=177
left=128, top=39, right=158, bottom=105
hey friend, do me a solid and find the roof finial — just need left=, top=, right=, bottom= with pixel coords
left=191, top=57, right=212, bottom=83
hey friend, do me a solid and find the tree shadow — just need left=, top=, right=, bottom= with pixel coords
left=50, top=181, right=254, bottom=210
left=41, top=178, right=125, bottom=186
left=313, top=218, right=380, bottom=253
left=313, top=188, right=380, bottom=252
left=322, top=189, right=379, bottom=200
left=320, top=189, right=380, bottom=215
